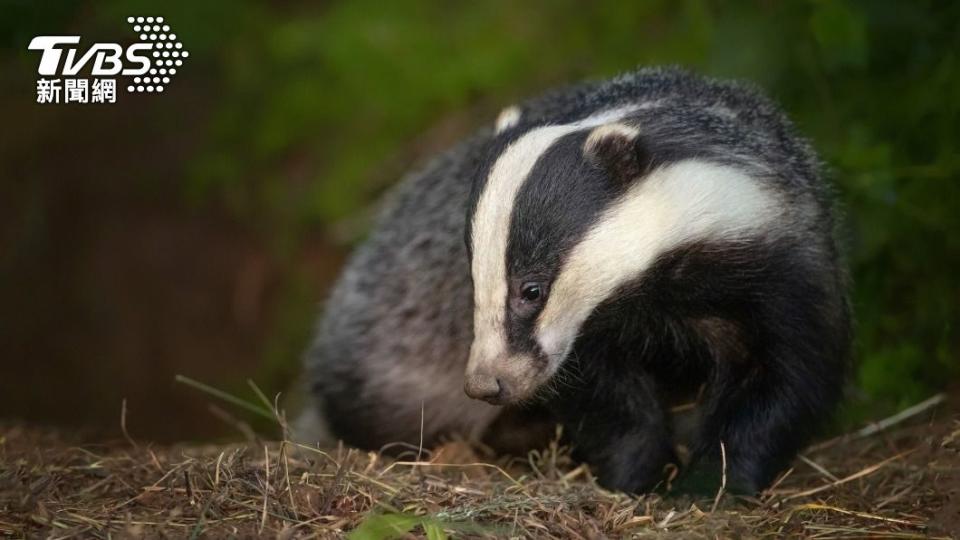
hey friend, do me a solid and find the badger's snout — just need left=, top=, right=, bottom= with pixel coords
left=464, top=350, right=548, bottom=405
left=463, top=372, right=503, bottom=403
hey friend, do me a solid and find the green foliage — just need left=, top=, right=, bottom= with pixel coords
left=347, top=512, right=479, bottom=540
left=346, top=511, right=495, bottom=540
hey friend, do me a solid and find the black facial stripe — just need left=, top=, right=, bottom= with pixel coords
left=503, top=130, right=631, bottom=356
left=509, top=131, right=607, bottom=273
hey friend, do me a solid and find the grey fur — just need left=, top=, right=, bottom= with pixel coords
left=297, top=132, right=501, bottom=449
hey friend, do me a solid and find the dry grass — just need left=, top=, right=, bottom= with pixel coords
left=2, top=396, right=959, bottom=539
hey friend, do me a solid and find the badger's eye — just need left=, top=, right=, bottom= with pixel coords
left=520, top=282, right=544, bottom=302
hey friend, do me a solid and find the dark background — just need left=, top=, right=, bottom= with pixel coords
left=1, top=1, right=957, bottom=442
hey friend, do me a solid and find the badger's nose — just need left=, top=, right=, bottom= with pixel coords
left=464, top=373, right=503, bottom=402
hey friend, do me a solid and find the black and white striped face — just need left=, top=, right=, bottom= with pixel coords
left=464, top=107, right=780, bottom=405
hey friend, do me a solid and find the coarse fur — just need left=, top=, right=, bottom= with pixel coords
left=297, top=67, right=851, bottom=494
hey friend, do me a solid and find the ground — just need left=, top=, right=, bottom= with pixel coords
left=1, top=397, right=958, bottom=539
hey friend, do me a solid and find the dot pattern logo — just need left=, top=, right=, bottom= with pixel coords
left=126, top=16, right=189, bottom=94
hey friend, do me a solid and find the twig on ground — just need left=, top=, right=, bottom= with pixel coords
left=856, top=393, right=946, bottom=439
left=417, top=400, right=425, bottom=463
left=798, top=454, right=839, bottom=482
left=260, top=445, right=269, bottom=534
left=809, top=393, right=946, bottom=452
left=784, top=449, right=917, bottom=501
left=790, top=503, right=922, bottom=527
left=710, top=440, right=727, bottom=512
left=120, top=398, right=138, bottom=449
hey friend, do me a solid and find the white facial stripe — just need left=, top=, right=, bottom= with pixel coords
left=469, top=106, right=639, bottom=371
left=536, top=160, right=782, bottom=359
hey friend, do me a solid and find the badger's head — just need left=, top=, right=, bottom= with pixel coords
left=463, top=107, right=655, bottom=405
left=463, top=107, right=778, bottom=405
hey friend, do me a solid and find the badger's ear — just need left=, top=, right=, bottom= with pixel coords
left=583, top=123, right=651, bottom=183
left=495, top=105, right=522, bottom=134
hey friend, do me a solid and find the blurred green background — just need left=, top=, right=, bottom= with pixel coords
left=0, top=0, right=957, bottom=441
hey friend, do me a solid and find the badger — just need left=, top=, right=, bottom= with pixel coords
left=296, top=67, right=851, bottom=494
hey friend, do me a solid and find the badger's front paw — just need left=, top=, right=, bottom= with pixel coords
left=589, top=431, right=678, bottom=494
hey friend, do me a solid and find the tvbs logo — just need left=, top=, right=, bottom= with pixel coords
left=28, top=16, right=189, bottom=104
